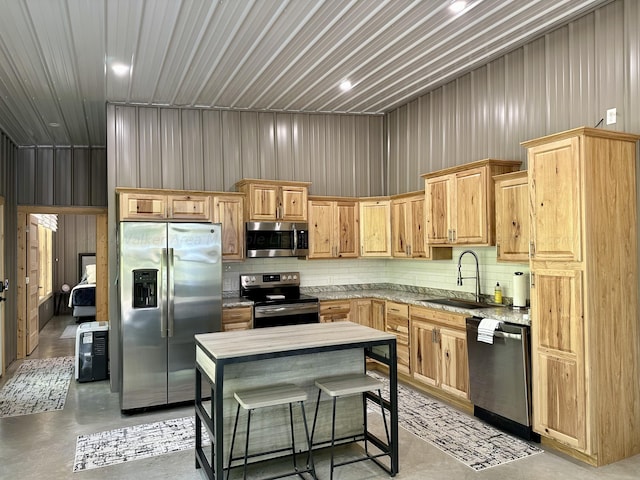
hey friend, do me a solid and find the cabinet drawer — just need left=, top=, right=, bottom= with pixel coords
left=410, top=305, right=466, bottom=329
left=222, top=307, right=252, bottom=331
left=386, top=301, right=409, bottom=317
left=386, top=317, right=409, bottom=344
left=320, top=300, right=351, bottom=315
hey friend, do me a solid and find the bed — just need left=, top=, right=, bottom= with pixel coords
left=68, top=253, right=96, bottom=322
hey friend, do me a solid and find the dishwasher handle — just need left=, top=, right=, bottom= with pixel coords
left=466, top=317, right=525, bottom=341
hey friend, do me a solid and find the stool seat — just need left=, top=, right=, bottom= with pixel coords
left=234, top=384, right=307, bottom=410
left=315, top=373, right=383, bottom=397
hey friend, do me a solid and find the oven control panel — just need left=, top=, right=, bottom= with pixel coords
left=240, top=272, right=300, bottom=288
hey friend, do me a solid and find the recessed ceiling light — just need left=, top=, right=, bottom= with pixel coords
left=449, top=0, right=467, bottom=14
left=111, top=63, right=130, bottom=76
left=340, top=80, right=352, bottom=92
left=48, top=122, right=60, bottom=127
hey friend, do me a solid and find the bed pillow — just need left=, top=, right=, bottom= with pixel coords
left=85, top=264, right=97, bottom=284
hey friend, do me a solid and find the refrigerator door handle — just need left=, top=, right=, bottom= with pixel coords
left=168, top=247, right=175, bottom=337
left=160, top=248, right=168, bottom=338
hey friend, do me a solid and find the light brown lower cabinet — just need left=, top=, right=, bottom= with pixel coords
left=410, top=305, right=469, bottom=399
left=350, top=298, right=385, bottom=331
left=221, top=306, right=252, bottom=331
left=385, top=301, right=410, bottom=375
left=319, top=299, right=351, bottom=323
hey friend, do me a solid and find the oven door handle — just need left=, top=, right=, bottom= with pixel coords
left=255, top=303, right=319, bottom=318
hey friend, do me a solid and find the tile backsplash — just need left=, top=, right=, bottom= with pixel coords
left=223, top=246, right=529, bottom=300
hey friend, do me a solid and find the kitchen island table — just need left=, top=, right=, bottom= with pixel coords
left=194, top=321, right=398, bottom=479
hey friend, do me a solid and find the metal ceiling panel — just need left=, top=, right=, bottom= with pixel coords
left=0, top=0, right=614, bottom=147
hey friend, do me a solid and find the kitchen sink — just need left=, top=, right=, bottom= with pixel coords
left=420, top=298, right=494, bottom=309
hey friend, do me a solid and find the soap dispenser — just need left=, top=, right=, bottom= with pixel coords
left=494, top=282, right=502, bottom=304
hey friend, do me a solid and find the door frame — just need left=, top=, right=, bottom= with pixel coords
left=16, top=206, right=107, bottom=358
left=0, top=196, right=4, bottom=375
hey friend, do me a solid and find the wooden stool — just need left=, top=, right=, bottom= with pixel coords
left=311, top=374, right=391, bottom=480
left=227, top=383, right=317, bottom=480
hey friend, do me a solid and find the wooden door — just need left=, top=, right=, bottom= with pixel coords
left=531, top=267, right=586, bottom=450
left=248, top=184, right=278, bottom=221
left=425, top=176, right=450, bottom=244
left=453, top=167, right=487, bottom=244
left=308, top=200, right=334, bottom=258
left=371, top=299, right=385, bottom=331
left=410, top=319, right=439, bottom=387
left=351, top=299, right=372, bottom=328
left=528, top=137, right=582, bottom=262
left=213, top=195, right=245, bottom=261
left=26, top=215, right=39, bottom=355
left=391, top=198, right=409, bottom=257
left=409, top=195, right=427, bottom=258
left=495, top=171, right=529, bottom=262
left=280, top=186, right=307, bottom=221
left=335, top=201, right=359, bottom=258
left=168, top=194, right=211, bottom=221
left=119, top=193, right=167, bottom=220
left=0, top=198, right=4, bottom=374
left=439, top=327, right=469, bottom=399
left=359, top=200, right=391, bottom=257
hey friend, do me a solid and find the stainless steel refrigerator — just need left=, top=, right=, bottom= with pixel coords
left=119, top=221, right=222, bottom=411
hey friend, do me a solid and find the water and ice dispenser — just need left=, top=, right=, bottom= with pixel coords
left=133, top=269, right=157, bottom=308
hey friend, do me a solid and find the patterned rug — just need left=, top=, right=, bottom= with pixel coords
left=0, top=356, right=75, bottom=418
left=73, top=373, right=542, bottom=472
left=74, top=416, right=210, bottom=472
left=369, top=371, right=543, bottom=471
left=60, top=325, right=78, bottom=339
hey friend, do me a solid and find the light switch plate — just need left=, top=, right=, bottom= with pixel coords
left=607, top=107, right=617, bottom=125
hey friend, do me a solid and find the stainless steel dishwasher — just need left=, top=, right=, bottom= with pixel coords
left=465, top=317, right=538, bottom=440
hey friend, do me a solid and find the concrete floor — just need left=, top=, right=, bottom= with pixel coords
left=1, top=315, right=639, bottom=480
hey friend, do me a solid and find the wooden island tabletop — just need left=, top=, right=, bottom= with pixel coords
left=195, top=321, right=396, bottom=361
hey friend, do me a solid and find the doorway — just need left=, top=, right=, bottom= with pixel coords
left=15, top=206, right=107, bottom=359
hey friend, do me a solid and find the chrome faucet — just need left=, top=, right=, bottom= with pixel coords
left=457, top=250, right=481, bottom=302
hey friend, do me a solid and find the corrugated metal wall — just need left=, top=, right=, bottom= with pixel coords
left=17, top=147, right=107, bottom=206
left=0, top=132, right=18, bottom=368
left=386, top=0, right=640, bottom=194
left=108, top=104, right=385, bottom=197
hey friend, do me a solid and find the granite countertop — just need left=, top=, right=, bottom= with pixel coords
left=223, top=285, right=530, bottom=326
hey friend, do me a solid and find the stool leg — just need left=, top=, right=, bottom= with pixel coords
left=362, top=391, right=369, bottom=456
left=227, top=403, right=241, bottom=480
left=299, top=400, right=317, bottom=480
left=243, top=409, right=252, bottom=480
left=330, top=396, right=337, bottom=480
left=310, top=388, right=322, bottom=447
left=288, top=402, right=298, bottom=472
left=378, top=388, right=390, bottom=446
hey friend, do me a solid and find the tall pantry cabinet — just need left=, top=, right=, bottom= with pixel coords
left=523, top=127, right=640, bottom=466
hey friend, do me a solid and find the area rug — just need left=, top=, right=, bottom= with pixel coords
left=73, top=373, right=542, bottom=473
left=368, top=371, right=543, bottom=471
left=60, top=325, right=78, bottom=339
left=73, top=416, right=210, bottom=472
left=0, top=356, right=75, bottom=418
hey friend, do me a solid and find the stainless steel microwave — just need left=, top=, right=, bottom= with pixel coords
left=245, top=222, right=309, bottom=258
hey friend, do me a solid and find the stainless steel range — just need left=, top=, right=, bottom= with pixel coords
left=240, top=272, right=319, bottom=328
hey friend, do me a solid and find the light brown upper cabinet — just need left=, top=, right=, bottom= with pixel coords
left=212, top=193, right=245, bottom=262
left=522, top=127, right=640, bottom=466
left=235, top=179, right=310, bottom=222
left=118, top=189, right=211, bottom=222
left=422, top=159, right=521, bottom=246
left=308, top=196, right=359, bottom=259
left=494, top=171, right=529, bottom=262
left=359, top=198, right=391, bottom=257
left=391, top=191, right=451, bottom=260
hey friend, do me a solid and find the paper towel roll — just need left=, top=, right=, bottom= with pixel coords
left=513, top=272, right=529, bottom=308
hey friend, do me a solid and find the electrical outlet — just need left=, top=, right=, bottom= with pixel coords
left=606, top=108, right=617, bottom=125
